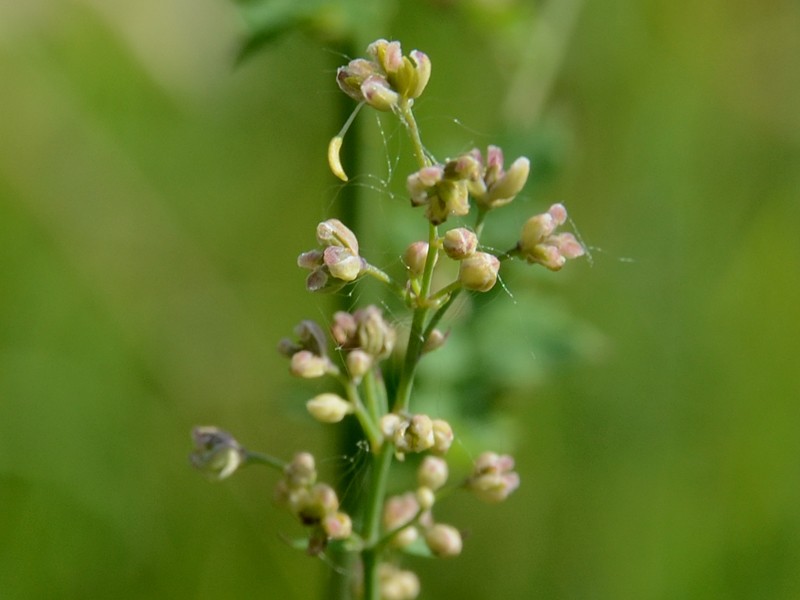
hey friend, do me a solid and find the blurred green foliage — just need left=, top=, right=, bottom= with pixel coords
left=1, top=0, right=798, bottom=598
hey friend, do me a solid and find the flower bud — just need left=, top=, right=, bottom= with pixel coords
left=467, top=451, right=520, bottom=503
left=483, top=156, right=530, bottom=207
left=323, top=246, right=363, bottom=282
left=361, top=75, right=400, bottom=111
left=290, top=350, right=335, bottom=378
left=431, top=419, right=454, bottom=454
left=378, top=564, right=420, bottom=600
left=336, top=58, right=379, bottom=102
left=518, top=204, right=584, bottom=270
left=380, top=413, right=403, bottom=438
left=418, top=455, right=449, bottom=490
left=403, top=241, right=435, bottom=278
left=322, top=511, right=353, bottom=540
left=424, top=524, right=463, bottom=558
left=443, top=227, right=478, bottom=260
left=297, top=249, right=324, bottom=270
left=316, top=218, right=359, bottom=254
left=189, top=427, right=245, bottom=481
left=395, top=414, right=435, bottom=453
left=285, top=452, right=317, bottom=488
left=422, top=328, right=448, bottom=354
left=416, top=486, right=436, bottom=511
left=297, top=483, right=340, bottom=524
left=346, top=349, right=373, bottom=382
left=383, top=492, right=420, bottom=548
left=306, top=393, right=353, bottom=423
left=355, top=306, right=396, bottom=358
left=458, top=251, right=500, bottom=292
left=305, top=268, right=347, bottom=293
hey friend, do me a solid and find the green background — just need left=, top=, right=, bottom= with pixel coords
left=1, top=0, right=798, bottom=598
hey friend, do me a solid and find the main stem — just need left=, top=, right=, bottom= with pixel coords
left=361, top=99, right=435, bottom=600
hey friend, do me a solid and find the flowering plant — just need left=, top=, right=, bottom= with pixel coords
left=191, top=39, right=583, bottom=600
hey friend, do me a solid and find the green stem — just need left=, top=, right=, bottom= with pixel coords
left=362, top=263, right=406, bottom=298
left=362, top=446, right=394, bottom=600
left=344, top=380, right=382, bottom=451
left=243, top=450, right=285, bottom=471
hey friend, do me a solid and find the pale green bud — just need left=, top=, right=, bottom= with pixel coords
left=290, top=350, right=336, bottom=378
left=416, top=486, right=436, bottom=511
left=431, top=419, right=454, bottom=454
left=424, top=524, right=463, bottom=558
left=306, top=393, right=353, bottom=424
left=285, top=452, right=317, bottom=488
left=483, top=156, right=530, bottom=207
left=346, top=349, right=373, bottom=382
left=394, top=414, right=435, bottom=453
left=458, top=251, right=500, bottom=292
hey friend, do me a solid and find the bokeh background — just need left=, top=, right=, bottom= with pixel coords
left=1, top=0, right=798, bottom=598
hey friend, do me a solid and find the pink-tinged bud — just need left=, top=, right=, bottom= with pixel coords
left=518, top=204, right=584, bottom=270
left=285, top=452, right=317, bottom=488
left=322, top=511, right=353, bottom=540
left=418, top=455, right=449, bottom=490
left=346, top=349, right=373, bottom=382
left=290, top=350, right=334, bottom=378
left=424, top=524, right=463, bottom=558
left=407, top=166, right=444, bottom=206
left=305, top=268, right=347, bottom=294
left=468, top=451, right=520, bottom=503
left=361, top=75, right=400, bottom=111
left=330, top=311, right=357, bottom=347
left=189, top=427, right=245, bottom=481
left=306, top=393, right=353, bottom=423
left=458, top=251, right=500, bottom=292
left=431, top=419, right=454, bottom=454
left=323, top=246, right=363, bottom=282
left=383, top=492, right=420, bottom=548
left=443, top=227, right=478, bottom=260
left=316, top=218, right=359, bottom=254
left=378, top=564, right=420, bottom=600
left=404, top=241, right=436, bottom=277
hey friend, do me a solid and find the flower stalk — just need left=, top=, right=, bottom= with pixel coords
left=192, top=37, right=583, bottom=600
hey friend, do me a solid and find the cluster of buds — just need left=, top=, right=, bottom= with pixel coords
left=466, top=451, right=521, bottom=503
left=467, top=145, right=531, bottom=211
left=337, top=39, right=431, bottom=112
left=274, top=452, right=352, bottom=554
left=517, top=203, right=585, bottom=271
left=407, top=146, right=530, bottom=226
left=376, top=563, right=420, bottom=600
left=189, top=427, right=245, bottom=481
left=443, top=227, right=501, bottom=292
left=382, top=456, right=462, bottom=560
left=278, top=320, right=338, bottom=379
left=298, top=219, right=365, bottom=293
left=380, top=413, right=453, bottom=459
left=332, top=306, right=396, bottom=361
